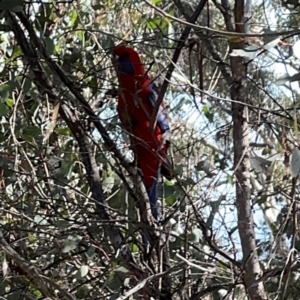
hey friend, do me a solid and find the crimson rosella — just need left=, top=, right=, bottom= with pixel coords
left=113, top=45, right=171, bottom=220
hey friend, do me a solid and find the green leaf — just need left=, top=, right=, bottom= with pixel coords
left=189, top=228, right=202, bottom=243
left=0, top=84, right=10, bottom=99
left=131, top=243, right=139, bottom=253
left=101, top=37, right=114, bottom=50
left=195, top=161, right=204, bottom=172
left=75, top=265, right=89, bottom=279
left=64, top=51, right=82, bottom=63
left=165, top=195, right=176, bottom=206
left=23, top=126, right=40, bottom=140
left=0, top=103, right=9, bottom=116
left=62, top=235, right=82, bottom=253
left=55, top=127, right=71, bottom=136
left=0, top=133, right=7, bottom=142
left=77, top=30, right=84, bottom=44
left=70, top=11, right=79, bottom=29
left=34, top=215, right=49, bottom=225
left=291, top=147, right=300, bottom=177
left=87, top=246, right=95, bottom=257
left=45, top=37, right=55, bottom=54
left=22, top=78, right=32, bottom=94
left=263, top=38, right=280, bottom=50
left=115, top=266, right=129, bottom=273
left=0, top=56, right=5, bottom=73
left=103, top=176, right=115, bottom=193
left=230, top=47, right=258, bottom=59
left=5, top=98, right=13, bottom=107
left=262, top=147, right=271, bottom=155
left=147, top=17, right=169, bottom=32
left=5, top=184, right=13, bottom=197
left=164, top=180, right=175, bottom=186
left=202, top=105, right=214, bottom=122
left=152, top=0, right=162, bottom=5
left=10, top=45, right=22, bottom=59
left=28, top=233, right=37, bottom=244
left=227, top=175, right=234, bottom=184
left=56, top=220, right=70, bottom=230
left=0, top=0, right=23, bottom=11
left=88, top=76, right=98, bottom=94
left=57, top=161, right=74, bottom=179
left=31, top=287, right=42, bottom=298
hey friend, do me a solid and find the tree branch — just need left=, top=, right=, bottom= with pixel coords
left=147, top=0, right=208, bottom=130
left=0, top=230, right=75, bottom=299
left=14, top=12, right=156, bottom=237
left=172, top=0, right=233, bottom=86
left=5, top=11, right=145, bottom=277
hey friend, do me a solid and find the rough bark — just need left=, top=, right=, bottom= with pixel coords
left=231, top=59, right=267, bottom=300
left=229, top=1, right=267, bottom=299
left=172, top=0, right=267, bottom=298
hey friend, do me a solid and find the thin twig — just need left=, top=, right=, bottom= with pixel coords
left=148, top=0, right=208, bottom=131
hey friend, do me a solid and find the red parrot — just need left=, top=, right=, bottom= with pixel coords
left=113, top=45, right=171, bottom=220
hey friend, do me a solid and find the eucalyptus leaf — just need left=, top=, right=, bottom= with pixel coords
left=34, top=215, right=49, bottom=225
left=45, top=37, right=55, bottom=54
left=0, top=84, right=10, bottom=99
left=5, top=98, right=14, bottom=107
left=293, top=40, right=300, bottom=59
left=190, top=228, right=202, bottom=243
left=55, top=127, right=71, bottom=136
left=230, top=48, right=258, bottom=59
left=165, top=195, right=176, bottom=206
left=87, top=246, right=95, bottom=256
left=56, top=220, right=70, bottom=230
left=103, top=176, right=115, bottom=193
left=0, top=56, right=5, bottom=73
left=62, top=235, right=82, bottom=253
left=23, top=125, right=40, bottom=141
left=0, top=103, right=9, bottom=117
left=263, top=38, right=281, bottom=50
left=291, top=147, right=300, bottom=178
left=114, top=266, right=129, bottom=273
left=152, top=0, right=162, bottom=5
left=75, top=265, right=89, bottom=279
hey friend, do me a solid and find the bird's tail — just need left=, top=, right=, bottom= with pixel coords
left=147, top=178, right=159, bottom=220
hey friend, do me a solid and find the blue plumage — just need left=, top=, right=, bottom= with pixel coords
left=147, top=84, right=170, bottom=134
left=117, top=57, right=134, bottom=74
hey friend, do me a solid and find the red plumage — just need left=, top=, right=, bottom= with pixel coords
left=113, top=45, right=171, bottom=219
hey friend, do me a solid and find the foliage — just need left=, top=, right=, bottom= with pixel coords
left=0, top=0, right=300, bottom=299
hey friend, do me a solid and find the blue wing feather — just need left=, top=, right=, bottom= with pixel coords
left=147, top=83, right=170, bottom=133
left=147, top=177, right=159, bottom=219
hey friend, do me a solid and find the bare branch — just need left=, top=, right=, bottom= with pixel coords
left=148, top=0, right=208, bottom=130
left=0, top=230, right=75, bottom=299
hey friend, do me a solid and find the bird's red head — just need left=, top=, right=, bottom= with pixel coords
left=112, top=45, right=145, bottom=76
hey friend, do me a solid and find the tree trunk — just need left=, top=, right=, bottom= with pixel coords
left=230, top=1, right=267, bottom=299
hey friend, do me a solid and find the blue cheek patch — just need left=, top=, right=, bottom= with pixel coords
left=118, top=58, right=134, bottom=74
